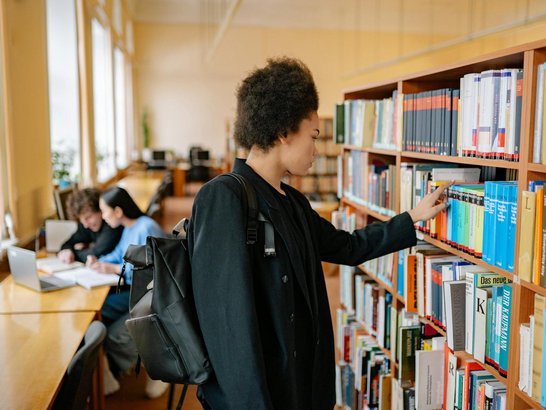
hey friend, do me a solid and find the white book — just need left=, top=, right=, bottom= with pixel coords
left=462, top=266, right=491, bottom=354
left=36, top=256, right=83, bottom=274
left=461, top=73, right=479, bottom=155
left=54, top=267, right=119, bottom=289
left=519, top=322, right=531, bottom=393
left=445, top=351, right=458, bottom=410
left=528, top=315, right=535, bottom=397
left=415, top=350, right=444, bottom=410
left=494, top=69, right=509, bottom=158
left=431, top=167, right=481, bottom=182
left=390, top=305, right=398, bottom=363
left=533, top=64, right=545, bottom=163
left=377, top=294, right=386, bottom=348
left=444, top=280, right=466, bottom=351
left=506, top=69, right=522, bottom=159
left=477, top=70, right=500, bottom=157
left=474, top=287, right=492, bottom=363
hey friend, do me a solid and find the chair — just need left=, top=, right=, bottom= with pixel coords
left=53, top=186, right=76, bottom=220
left=52, top=321, right=107, bottom=410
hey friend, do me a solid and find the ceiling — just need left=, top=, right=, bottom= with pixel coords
left=129, top=0, right=468, bottom=33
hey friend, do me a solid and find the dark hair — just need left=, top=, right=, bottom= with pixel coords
left=233, top=57, right=319, bottom=151
left=101, top=186, right=144, bottom=220
left=67, top=188, right=101, bottom=220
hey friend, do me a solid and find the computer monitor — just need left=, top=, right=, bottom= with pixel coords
left=152, top=150, right=166, bottom=161
left=196, top=150, right=209, bottom=161
left=147, top=149, right=172, bottom=169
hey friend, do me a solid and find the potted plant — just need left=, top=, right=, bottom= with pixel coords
left=51, top=149, right=74, bottom=188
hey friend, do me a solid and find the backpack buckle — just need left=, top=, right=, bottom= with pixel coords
left=246, top=227, right=258, bottom=245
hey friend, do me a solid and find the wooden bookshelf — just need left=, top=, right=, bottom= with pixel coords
left=417, top=231, right=514, bottom=281
left=336, top=39, right=546, bottom=410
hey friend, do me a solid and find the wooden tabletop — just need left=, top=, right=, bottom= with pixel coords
left=0, top=275, right=110, bottom=314
left=0, top=311, right=95, bottom=410
left=117, top=172, right=164, bottom=212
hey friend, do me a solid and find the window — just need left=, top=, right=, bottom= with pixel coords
left=46, top=0, right=80, bottom=184
left=0, top=14, right=12, bottom=246
left=114, top=47, right=128, bottom=168
left=91, top=18, right=116, bottom=182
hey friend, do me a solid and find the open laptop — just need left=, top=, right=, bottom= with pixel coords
left=45, top=219, right=78, bottom=253
left=7, top=246, right=75, bottom=292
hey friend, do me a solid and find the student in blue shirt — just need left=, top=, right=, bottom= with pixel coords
left=87, top=186, right=168, bottom=398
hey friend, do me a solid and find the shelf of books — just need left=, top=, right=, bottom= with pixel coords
left=287, top=117, right=340, bottom=201
left=333, top=39, right=546, bottom=410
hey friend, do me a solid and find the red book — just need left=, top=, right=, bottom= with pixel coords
left=463, top=360, right=484, bottom=410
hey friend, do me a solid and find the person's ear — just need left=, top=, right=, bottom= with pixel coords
left=278, top=130, right=289, bottom=144
left=113, top=206, right=124, bottom=218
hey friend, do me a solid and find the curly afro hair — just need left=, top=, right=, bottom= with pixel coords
left=234, top=57, right=319, bottom=151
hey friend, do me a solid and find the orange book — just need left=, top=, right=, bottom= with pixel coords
left=405, top=254, right=418, bottom=313
left=533, top=187, right=544, bottom=285
left=463, top=360, right=484, bottom=410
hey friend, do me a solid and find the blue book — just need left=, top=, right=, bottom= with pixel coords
left=397, top=250, right=406, bottom=297
left=499, top=284, right=513, bottom=376
left=455, top=186, right=465, bottom=248
left=506, top=184, right=518, bottom=272
left=487, top=286, right=500, bottom=367
left=447, top=187, right=456, bottom=244
left=528, top=180, right=546, bottom=191
left=482, top=181, right=494, bottom=264
left=494, top=183, right=512, bottom=269
left=493, top=286, right=503, bottom=369
left=485, top=297, right=493, bottom=366
left=469, top=370, right=495, bottom=409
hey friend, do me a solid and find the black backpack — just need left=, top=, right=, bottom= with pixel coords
left=122, top=173, right=275, bottom=408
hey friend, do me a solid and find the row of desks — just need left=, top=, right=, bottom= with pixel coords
left=0, top=276, right=109, bottom=410
left=0, top=171, right=165, bottom=409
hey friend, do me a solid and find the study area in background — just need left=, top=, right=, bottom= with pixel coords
left=333, top=39, right=546, bottom=410
left=285, top=117, right=341, bottom=202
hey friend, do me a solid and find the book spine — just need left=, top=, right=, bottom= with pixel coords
left=499, top=284, right=512, bottom=376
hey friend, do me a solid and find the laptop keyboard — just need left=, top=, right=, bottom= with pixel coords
left=39, top=280, right=56, bottom=289
left=40, top=276, right=72, bottom=289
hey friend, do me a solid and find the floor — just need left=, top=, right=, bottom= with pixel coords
left=106, top=195, right=340, bottom=409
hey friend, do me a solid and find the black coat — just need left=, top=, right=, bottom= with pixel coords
left=188, top=159, right=417, bottom=409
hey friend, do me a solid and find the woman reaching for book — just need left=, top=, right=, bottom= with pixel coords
left=188, top=57, right=449, bottom=410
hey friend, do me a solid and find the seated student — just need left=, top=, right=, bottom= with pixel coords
left=58, top=188, right=123, bottom=263
left=86, top=186, right=169, bottom=398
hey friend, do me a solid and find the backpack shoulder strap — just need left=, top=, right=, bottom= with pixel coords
left=224, top=173, right=259, bottom=245
left=172, top=173, right=276, bottom=256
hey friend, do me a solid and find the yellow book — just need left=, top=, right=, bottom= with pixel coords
left=532, top=294, right=546, bottom=401
left=518, top=191, right=536, bottom=282
left=533, top=187, right=544, bottom=284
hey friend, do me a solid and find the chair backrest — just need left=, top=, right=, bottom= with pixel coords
left=52, top=321, right=107, bottom=410
left=53, top=186, right=75, bottom=220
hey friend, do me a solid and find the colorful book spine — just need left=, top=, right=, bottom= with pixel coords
left=499, top=284, right=513, bottom=377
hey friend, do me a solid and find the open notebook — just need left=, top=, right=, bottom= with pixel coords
left=53, top=267, right=119, bottom=290
left=36, top=257, right=83, bottom=274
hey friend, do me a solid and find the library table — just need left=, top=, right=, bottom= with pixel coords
left=116, top=171, right=164, bottom=212
left=0, top=275, right=109, bottom=314
left=0, top=311, right=95, bottom=410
